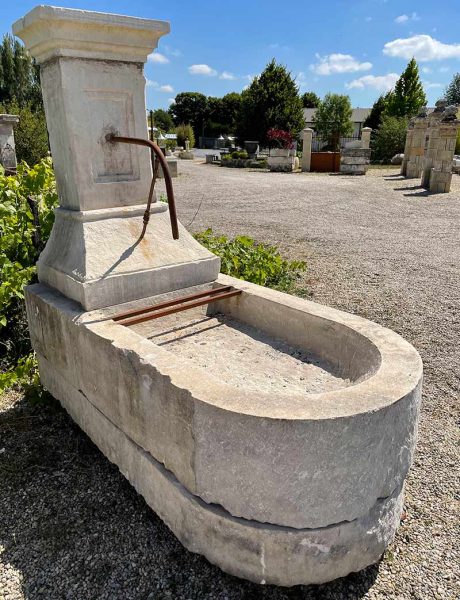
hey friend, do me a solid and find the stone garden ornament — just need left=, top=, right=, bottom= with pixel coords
left=15, top=6, right=423, bottom=587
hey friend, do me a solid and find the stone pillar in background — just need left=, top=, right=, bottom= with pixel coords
left=340, top=148, right=371, bottom=175
left=13, top=6, right=219, bottom=309
left=301, top=127, right=313, bottom=172
left=400, top=120, right=414, bottom=176
left=361, top=127, right=372, bottom=150
left=420, top=100, right=449, bottom=188
left=406, top=116, right=428, bottom=178
left=0, top=114, right=19, bottom=172
left=428, top=112, right=459, bottom=193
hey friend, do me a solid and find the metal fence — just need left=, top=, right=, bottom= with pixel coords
left=311, top=134, right=360, bottom=152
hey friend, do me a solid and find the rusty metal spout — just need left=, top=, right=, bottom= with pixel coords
left=106, top=133, right=179, bottom=240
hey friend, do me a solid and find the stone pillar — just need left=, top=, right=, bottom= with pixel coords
left=361, top=127, right=372, bottom=150
left=400, top=120, right=414, bottom=176
left=0, top=114, right=19, bottom=172
left=13, top=6, right=219, bottom=310
left=427, top=120, right=459, bottom=193
left=301, top=127, right=313, bottom=172
left=406, top=117, right=428, bottom=178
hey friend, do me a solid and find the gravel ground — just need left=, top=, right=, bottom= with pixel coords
left=1, top=163, right=459, bottom=599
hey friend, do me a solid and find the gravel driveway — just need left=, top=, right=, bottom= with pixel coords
left=1, top=163, right=459, bottom=599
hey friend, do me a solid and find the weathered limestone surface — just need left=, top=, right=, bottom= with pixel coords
left=340, top=148, right=371, bottom=175
left=37, top=202, right=218, bottom=309
left=26, top=275, right=422, bottom=530
left=14, top=6, right=219, bottom=309
left=0, top=114, right=19, bottom=171
left=37, top=350, right=405, bottom=586
left=158, top=158, right=178, bottom=178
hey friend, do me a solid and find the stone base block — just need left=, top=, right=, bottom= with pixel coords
left=267, top=156, right=295, bottom=172
left=179, top=151, right=194, bottom=160
left=406, top=164, right=422, bottom=179
left=340, top=164, right=368, bottom=175
left=429, top=170, right=453, bottom=193
left=37, top=203, right=220, bottom=310
left=158, top=158, right=178, bottom=178
left=38, top=352, right=405, bottom=587
left=341, top=156, right=369, bottom=165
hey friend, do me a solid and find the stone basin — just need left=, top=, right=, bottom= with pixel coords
left=26, top=274, right=422, bottom=585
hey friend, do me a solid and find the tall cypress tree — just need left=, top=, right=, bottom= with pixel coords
left=445, top=73, right=460, bottom=105
left=386, top=58, right=426, bottom=118
left=0, top=34, right=42, bottom=110
left=237, top=60, right=305, bottom=144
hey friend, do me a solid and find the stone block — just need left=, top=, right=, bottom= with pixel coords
left=341, top=156, right=368, bottom=165
left=158, top=158, right=178, bottom=178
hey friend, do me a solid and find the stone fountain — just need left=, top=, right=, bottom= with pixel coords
left=15, top=6, right=423, bottom=587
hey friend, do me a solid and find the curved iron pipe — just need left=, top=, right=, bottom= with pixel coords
left=107, top=134, right=179, bottom=240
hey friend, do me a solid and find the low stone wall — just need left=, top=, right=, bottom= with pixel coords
left=340, top=148, right=371, bottom=175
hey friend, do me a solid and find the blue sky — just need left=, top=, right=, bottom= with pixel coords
left=2, top=0, right=460, bottom=110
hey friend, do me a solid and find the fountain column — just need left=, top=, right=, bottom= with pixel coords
left=14, top=6, right=219, bottom=310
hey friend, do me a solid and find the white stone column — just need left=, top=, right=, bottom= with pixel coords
left=301, top=127, right=313, bottom=172
left=13, top=6, right=220, bottom=310
left=0, top=114, right=19, bottom=171
left=361, top=127, right=372, bottom=150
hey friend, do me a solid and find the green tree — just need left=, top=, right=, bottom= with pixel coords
left=371, top=115, right=408, bottom=162
left=301, top=91, right=321, bottom=108
left=386, top=58, right=426, bottom=118
left=152, top=108, right=174, bottom=132
left=175, top=123, right=195, bottom=148
left=206, top=93, right=242, bottom=136
left=364, top=93, right=391, bottom=130
left=236, top=60, right=305, bottom=145
left=0, top=34, right=42, bottom=110
left=312, top=93, right=353, bottom=150
left=168, top=92, right=208, bottom=141
left=445, top=73, right=460, bottom=105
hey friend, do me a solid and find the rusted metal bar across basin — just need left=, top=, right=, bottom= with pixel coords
left=113, top=286, right=242, bottom=327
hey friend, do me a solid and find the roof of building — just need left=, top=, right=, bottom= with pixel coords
left=304, top=107, right=372, bottom=124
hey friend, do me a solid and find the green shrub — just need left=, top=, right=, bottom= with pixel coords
left=194, top=229, right=306, bottom=291
left=371, top=115, right=408, bottom=162
left=175, top=123, right=195, bottom=148
left=0, top=158, right=58, bottom=390
left=231, top=150, right=248, bottom=159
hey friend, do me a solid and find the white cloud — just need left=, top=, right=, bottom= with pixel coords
left=310, top=53, right=372, bottom=75
left=219, top=71, right=237, bottom=80
left=188, top=64, right=217, bottom=76
left=168, top=97, right=175, bottom=104
left=422, top=66, right=432, bottom=73
left=147, top=52, right=170, bottom=64
left=395, top=13, right=420, bottom=24
left=383, top=35, right=460, bottom=61
left=146, top=81, right=174, bottom=93
left=439, top=66, right=450, bottom=73
left=346, top=73, right=399, bottom=92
